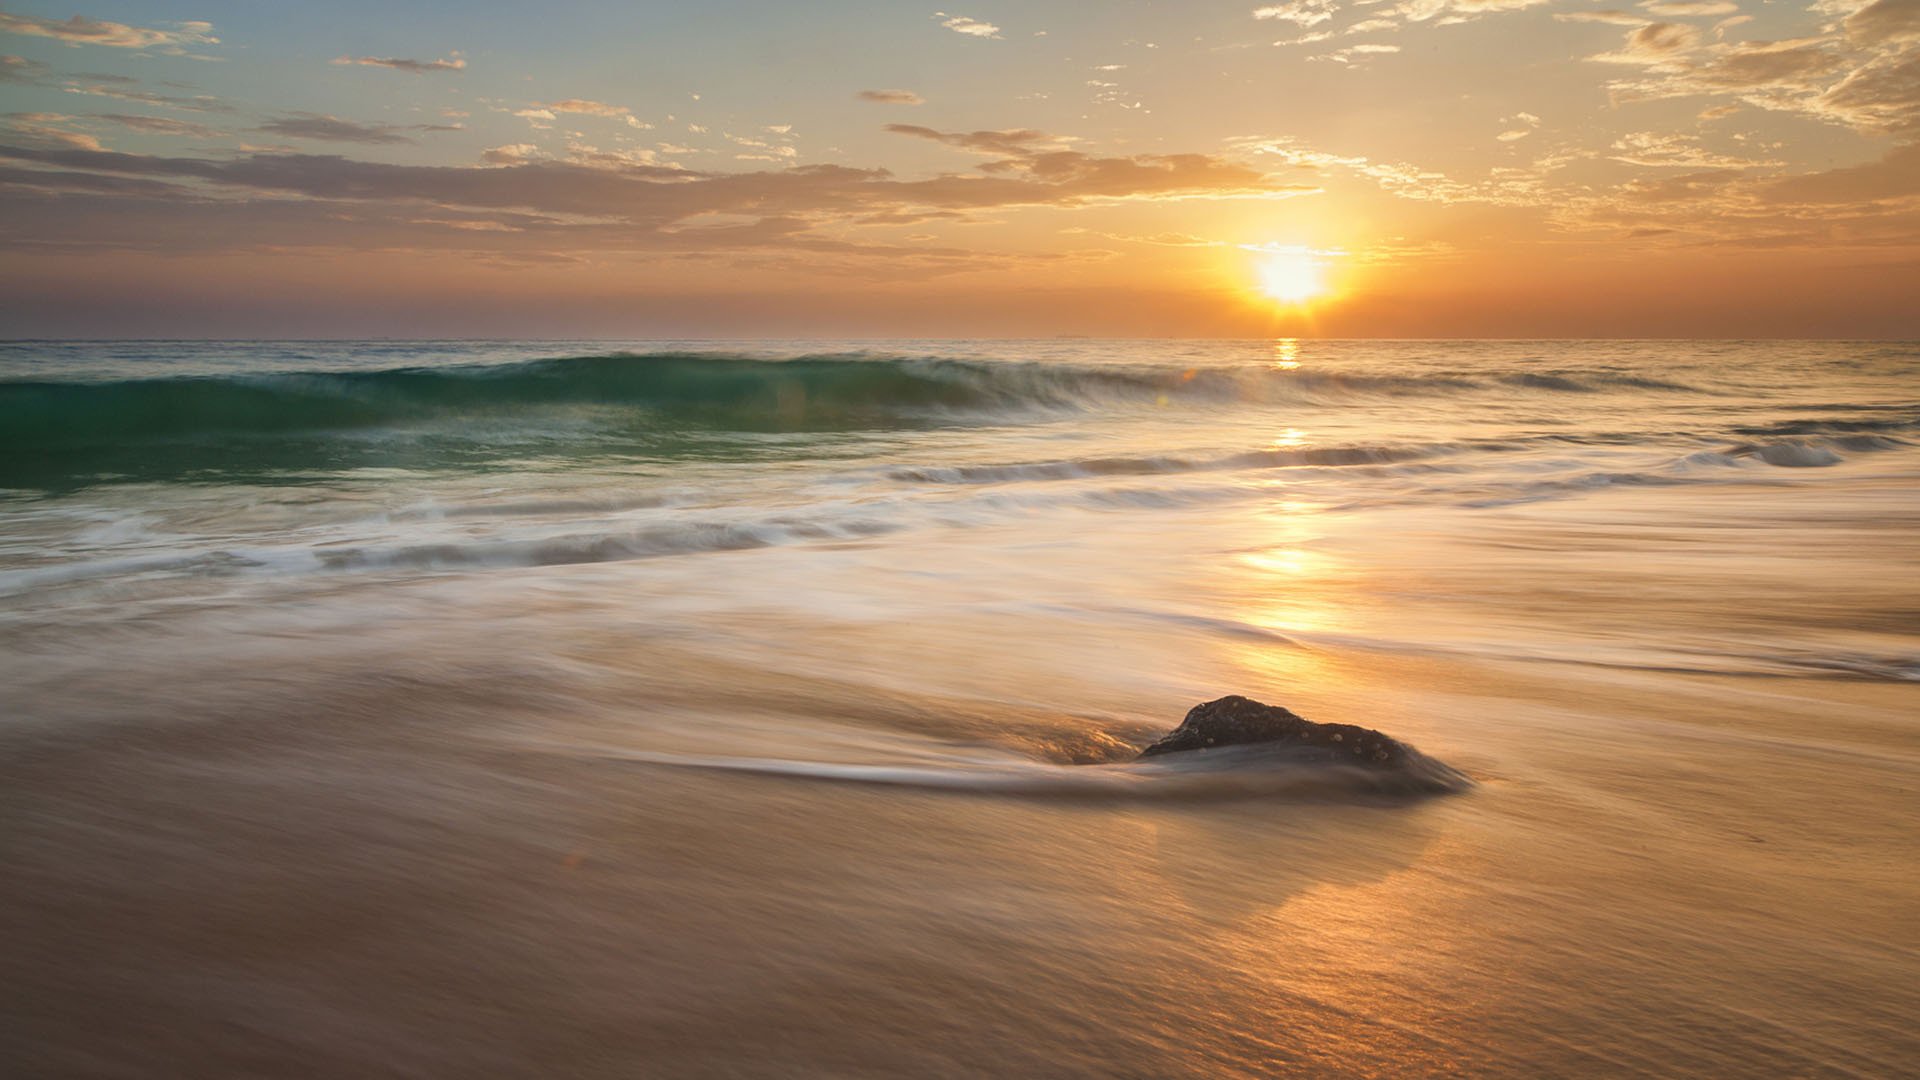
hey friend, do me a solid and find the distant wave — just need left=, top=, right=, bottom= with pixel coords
left=0, top=351, right=1718, bottom=487
left=1733, top=415, right=1920, bottom=437
left=889, top=443, right=1446, bottom=484
left=889, top=429, right=1914, bottom=492
left=6, top=421, right=1906, bottom=595
left=315, top=513, right=905, bottom=573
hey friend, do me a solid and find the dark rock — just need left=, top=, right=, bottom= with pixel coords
left=1138, top=695, right=1410, bottom=766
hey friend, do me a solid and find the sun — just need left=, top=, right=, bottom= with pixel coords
left=1255, top=248, right=1327, bottom=305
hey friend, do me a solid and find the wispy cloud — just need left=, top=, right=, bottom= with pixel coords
left=539, top=99, right=634, bottom=118
left=91, top=113, right=222, bottom=138
left=2, top=111, right=101, bottom=150
left=1253, top=2, right=1337, bottom=28
left=1232, top=134, right=1551, bottom=206
left=1316, top=42, right=1402, bottom=64
left=1594, top=0, right=1920, bottom=138
left=1496, top=111, right=1542, bottom=141
left=934, top=12, right=1002, bottom=39
left=331, top=54, right=466, bottom=75
left=884, top=125, right=1072, bottom=156
left=0, top=124, right=1318, bottom=266
left=1611, top=130, right=1778, bottom=168
left=858, top=89, right=925, bottom=105
left=1257, top=0, right=1554, bottom=43
left=1638, top=0, right=1739, bottom=15
left=1590, top=22, right=1703, bottom=66
left=0, top=53, right=47, bottom=82
left=1556, top=10, right=1652, bottom=27
left=62, top=80, right=230, bottom=113
left=482, top=143, right=541, bottom=165
left=0, top=12, right=216, bottom=53
left=1762, top=142, right=1920, bottom=205
left=255, top=113, right=417, bottom=145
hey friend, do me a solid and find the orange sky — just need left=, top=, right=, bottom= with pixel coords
left=1, top=1, right=1916, bottom=336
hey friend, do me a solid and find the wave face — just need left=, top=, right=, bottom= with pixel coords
left=1, top=353, right=1120, bottom=440
left=0, top=348, right=1745, bottom=488
left=1, top=353, right=1087, bottom=486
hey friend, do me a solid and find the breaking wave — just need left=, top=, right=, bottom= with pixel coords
left=0, top=351, right=1720, bottom=487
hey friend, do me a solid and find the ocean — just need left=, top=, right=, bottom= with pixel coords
left=3, top=339, right=1917, bottom=1077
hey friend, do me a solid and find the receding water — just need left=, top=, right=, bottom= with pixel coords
left=3, top=339, right=1916, bottom=1077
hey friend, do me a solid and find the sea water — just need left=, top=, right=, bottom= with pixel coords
left=3, top=339, right=1916, bottom=1076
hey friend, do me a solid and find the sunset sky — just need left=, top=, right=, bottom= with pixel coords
left=1, top=0, right=1915, bottom=337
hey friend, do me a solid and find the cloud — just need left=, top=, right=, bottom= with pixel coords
left=725, top=132, right=797, bottom=159
left=934, top=12, right=1002, bottom=38
left=0, top=53, right=47, bottom=82
left=1592, top=22, right=1704, bottom=65
left=1617, top=169, right=1741, bottom=202
left=1600, top=35, right=1909, bottom=135
left=1814, top=49, right=1920, bottom=133
left=1067, top=228, right=1223, bottom=246
left=1439, top=0, right=1554, bottom=14
left=1845, top=0, right=1920, bottom=47
left=858, top=89, right=925, bottom=105
left=1084, top=75, right=1146, bottom=110
left=1713, top=14, right=1752, bottom=32
left=1390, top=0, right=1553, bottom=27
left=540, top=99, right=634, bottom=118
left=2, top=112, right=100, bottom=150
left=1557, top=11, right=1653, bottom=26
left=1234, top=133, right=1568, bottom=206
left=0, top=122, right=1317, bottom=266
left=91, top=113, right=222, bottom=138
left=62, top=80, right=229, bottom=112
left=1761, top=141, right=1920, bottom=203
left=1570, top=134, right=1920, bottom=253
left=0, top=163, right=191, bottom=197
left=1595, top=0, right=1918, bottom=137
left=884, top=125, right=1070, bottom=156
left=1253, top=1, right=1337, bottom=27
left=565, top=142, right=668, bottom=168
left=256, top=113, right=416, bottom=145
left=1316, top=42, right=1403, bottom=63
left=331, top=54, right=466, bottom=74
left=1497, top=111, right=1542, bottom=140
left=0, top=12, right=216, bottom=52
left=1692, top=37, right=1844, bottom=88
left=1610, top=130, right=1779, bottom=167
left=1638, top=0, right=1739, bottom=14
left=482, top=143, right=541, bottom=165
left=1313, top=0, right=1550, bottom=37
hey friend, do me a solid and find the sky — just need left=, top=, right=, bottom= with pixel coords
left=0, top=0, right=1915, bottom=337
